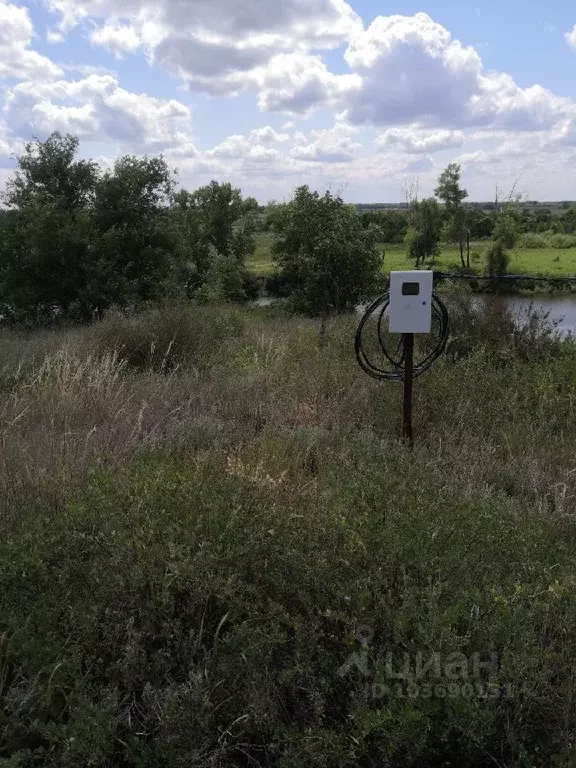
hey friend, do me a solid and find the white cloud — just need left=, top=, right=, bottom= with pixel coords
left=470, top=73, right=574, bottom=131
left=2, top=3, right=576, bottom=202
left=47, top=0, right=362, bottom=94
left=90, top=21, right=141, bottom=57
left=291, top=123, right=361, bottom=162
left=198, top=121, right=364, bottom=183
left=343, top=13, right=481, bottom=127
left=375, top=126, right=465, bottom=154
left=3, top=74, right=197, bottom=154
left=340, top=13, right=575, bottom=135
left=0, top=0, right=62, bottom=81
left=46, top=29, right=65, bottom=44
left=204, top=126, right=292, bottom=166
left=252, top=53, right=360, bottom=115
left=566, top=25, right=576, bottom=50
left=249, top=126, right=291, bottom=145
left=0, top=119, right=13, bottom=157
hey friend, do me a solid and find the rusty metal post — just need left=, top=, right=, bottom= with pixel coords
left=402, top=333, right=414, bottom=448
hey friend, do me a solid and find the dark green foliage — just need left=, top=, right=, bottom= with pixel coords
left=270, top=186, right=382, bottom=316
left=171, top=182, right=259, bottom=302
left=360, top=209, right=409, bottom=243
left=485, top=241, right=510, bottom=276
left=91, top=155, right=178, bottom=309
left=182, top=181, right=258, bottom=260
left=0, top=134, right=100, bottom=322
left=0, top=135, right=181, bottom=321
left=405, top=197, right=442, bottom=268
left=0, top=136, right=262, bottom=321
left=435, top=163, right=470, bottom=267
left=4, top=133, right=98, bottom=212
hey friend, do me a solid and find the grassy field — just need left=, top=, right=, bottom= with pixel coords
left=249, top=232, right=576, bottom=277
left=1, top=297, right=576, bottom=765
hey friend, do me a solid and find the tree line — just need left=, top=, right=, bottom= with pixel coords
left=0, top=132, right=384, bottom=323
left=0, top=132, right=562, bottom=325
left=0, top=133, right=265, bottom=323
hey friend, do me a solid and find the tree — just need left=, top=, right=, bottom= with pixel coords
left=435, top=163, right=469, bottom=267
left=271, top=186, right=382, bottom=318
left=5, top=133, right=98, bottom=212
left=0, top=133, right=99, bottom=321
left=0, top=135, right=186, bottom=322
left=485, top=241, right=509, bottom=277
left=561, top=206, right=576, bottom=234
left=171, top=182, right=259, bottom=301
left=91, top=155, right=179, bottom=309
left=185, top=181, right=258, bottom=261
left=405, top=198, right=442, bottom=269
left=485, top=205, right=518, bottom=277
left=360, top=209, right=408, bottom=244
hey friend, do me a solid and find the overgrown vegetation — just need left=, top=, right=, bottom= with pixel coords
left=0, top=297, right=576, bottom=766
left=1, top=133, right=576, bottom=765
left=268, top=186, right=383, bottom=316
left=0, top=134, right=260, bottom=322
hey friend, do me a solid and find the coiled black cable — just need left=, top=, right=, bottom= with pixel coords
left=355, top=290, right=450, bottom=382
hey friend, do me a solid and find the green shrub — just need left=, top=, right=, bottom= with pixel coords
left=549, top=233, right=576, bottom=249
left=1, top=440, right=576, bottom=767
left=0, top=302, right=576, bottom=766
left=519, top=232, right=549, bottom=249
left=443, top=283, right=565, bottom=363
left=93, top=303, right=244, bottom=372
left=485, top=241, right=510, bottom=276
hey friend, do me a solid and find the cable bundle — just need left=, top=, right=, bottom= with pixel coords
left=355, top=291, right=450, bottom=382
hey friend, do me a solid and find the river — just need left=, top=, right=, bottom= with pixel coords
left=255, top=294, right=576, bottom=335
left=483, top=295, right=576, bottom=335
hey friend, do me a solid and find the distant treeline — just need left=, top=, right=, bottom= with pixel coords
left=355, top=200, right=576, bottom=210
left=2, top=131, right=575, bottom=326
left=353, top=202, right=576, bottom=245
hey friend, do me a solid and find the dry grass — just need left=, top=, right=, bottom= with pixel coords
left=0, top=298, right=573, bottom=531
left=1, top=299, right=576, bottom=765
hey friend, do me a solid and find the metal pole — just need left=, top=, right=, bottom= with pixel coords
left=402, top=333, right=414, bottom=448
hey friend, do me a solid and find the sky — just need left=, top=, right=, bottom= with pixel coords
left=1, top=0, right=576, bottom=203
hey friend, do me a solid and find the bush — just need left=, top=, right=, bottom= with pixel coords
left=549, top=233, right=576, bottom=249
left=443, top=283, right=565, bottom=363
left=2, top=437, right=576, bottom=767
left=485, top=241, right=510, bottom=276
left=519, top=232, right=549, bottom=249
left=93, top=303, right=244, bottom=372
left=1, top=303, right=576, bottom=766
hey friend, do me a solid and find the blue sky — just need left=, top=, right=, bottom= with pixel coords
left=1, top=0, right=576, bottom=202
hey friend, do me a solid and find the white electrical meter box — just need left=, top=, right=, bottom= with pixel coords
left=389, top=271, right=433, bottom=334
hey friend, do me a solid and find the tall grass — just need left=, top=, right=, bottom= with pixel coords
left=1, top=297, right=576, bottom=766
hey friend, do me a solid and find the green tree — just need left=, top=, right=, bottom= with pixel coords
left=0, top=133, right=99, bottom=321
left=360, top=209, right=409, bottom=244
left=435, top=163, right=469, bottom=267
left=5, top=132, right=98, bottom=212
left=186, top=181, right=258, bottom=261
left=492, top=213, right=518, bottom=251
left=485, top=209, right=518, bottom=277
left=0, top=135, right=186, bottom=322
left=171, top=182, right=259, bottom=301
left=405, top=198, right=442, bottom=269
left=170, top=190, right=213, bottom=295
left=91, top=155, right=179, bottom=309
left=271, top=186, right=382, bottom=318
left=561, top=206, right=576, bottom=234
